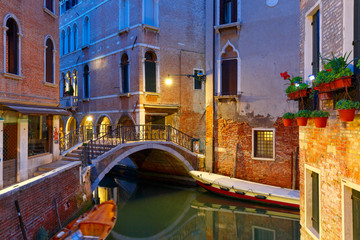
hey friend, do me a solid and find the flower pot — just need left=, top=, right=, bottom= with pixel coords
left=318, top=83, right=332, bottom=93
left=330, top=76, right=351, bottom=91
left=338, top=109, right=356, bottom=122
left=296, top=117, right=308, bottom=126
left=287, top=89, right=308, bottom=100
left=283, top=119, right=292, bottom=127
left=313, top=117, right=328, bottom=128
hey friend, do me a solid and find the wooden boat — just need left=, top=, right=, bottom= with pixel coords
left=190, top=171, right=299, bottom=208
left=52, top=199, right=117, bottom=240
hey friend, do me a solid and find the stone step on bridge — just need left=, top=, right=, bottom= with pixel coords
left=76, top=125, right=201, bottom=191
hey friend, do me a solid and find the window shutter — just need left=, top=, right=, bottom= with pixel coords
left=354, top=0, right=360, bottom=74
left=46, top=40, right=54, bottom=83
left=7, top=19, right=18, bottom=74
left=312, top=10, right=320, bottom=75
left=221, top=59, right=237, bottom=95
left=145, top=62, right=156, bottom=92
left=311, top=172, right=319, bottom=232
left=122, top=64, right=129, bottom=93
left=231, top=0, right=237, bottom=23
left=353, top=189, right=360, bottom=240
left=220, top=0, right=225, bottom=24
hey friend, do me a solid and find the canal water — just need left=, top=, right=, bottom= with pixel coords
left=95, top=175, right=300, bottom=240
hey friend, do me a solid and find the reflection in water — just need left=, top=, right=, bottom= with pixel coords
left=95, top=176, right=300, bottom=240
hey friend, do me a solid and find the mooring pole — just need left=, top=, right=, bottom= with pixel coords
left=14, top=200, right=28, bottom=240
left=54, top=198, right=62, bottom=230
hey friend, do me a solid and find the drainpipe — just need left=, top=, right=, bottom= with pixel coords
left=212, top=0, right=216, bottom=173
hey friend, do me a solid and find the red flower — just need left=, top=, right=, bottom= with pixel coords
left=280, top=71, right=290, bottom=80
left=314, top=87, right=319, bottom=90
left=326, top=68, right=332, bottom=72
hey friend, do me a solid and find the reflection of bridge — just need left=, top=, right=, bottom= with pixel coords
left=60, top=125, right=200, bottom=190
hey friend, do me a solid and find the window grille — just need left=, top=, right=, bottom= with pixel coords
left=254, top=130, right=274, bottom=159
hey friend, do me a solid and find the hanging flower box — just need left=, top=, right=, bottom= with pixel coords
left=287, top=89, right=308, bottom=100
left=317, top=82, right=332, bottom=93
left=329, top=76, right=351, bottom=91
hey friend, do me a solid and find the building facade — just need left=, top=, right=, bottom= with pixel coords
left=59, top=0, right=206, bottom=147
left=299, top=0, right=360, bottom=239
left=0, top=0, right=67, bottom=189
left=205, top=0, right=300, bottom=189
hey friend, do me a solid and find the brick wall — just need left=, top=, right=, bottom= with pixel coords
left=0, top=164, right=89, bottom=239
left=214, top=118, right=299, bottom=189
left=299, top=115, right=360, bottom=239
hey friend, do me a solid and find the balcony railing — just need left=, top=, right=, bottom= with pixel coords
left=60, top=95, right=79, bottom=108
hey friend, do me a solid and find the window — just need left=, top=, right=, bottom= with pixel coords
left=194, top=69, right=203, bottom=90
left=343, top=182, right=360, bottom=240
left=119, top=0, right=129, bottom=30
left=252, top=227, right=275, bottom=240
left=121, top=53, right=129, bottom=93
left=28, top=115, right=52, bottom=156
left=45, top=0, right=54, bottom=12
left=61, top=73, right=66, bottom=97
left=66, top=71, right=72, bottom=95
left=83, top=16, right=90, bottom=46
left=220, top=0, right=237, bottom=25
left=83, top=65, right=90, bottom=98
left=73, top=24, right=77, bottom=50
left=67, top=27, right=71, bottom=53
left=144, top=0, right=155, bottom=26
left=312, top=10, right=320, bottom=75
left=45, top=37, right=55, bottom=84
left=144, top=51, right=157, bottom=92
left=305, top=166, right=320, bottom=238
left=221, top=45, right=238, bottom=95
left=61, top=30, right=65, bottom=55
left=354, top=0, right=360, bottom=74
left=252, top=129, right=275, bottom=160
left=6, top=18, right=19, bottom=75
left=72, top=69, right=78, bottom=96
left=61, top=0, right=78, bottom=13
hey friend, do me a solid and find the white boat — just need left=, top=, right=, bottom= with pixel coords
left=190, top=171, right=299, bottom=208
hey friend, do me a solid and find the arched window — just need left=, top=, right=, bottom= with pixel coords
left=66, top=71, right=73, bottom=95
left=6, top=18, right=19, bottom=74
left=121, top=53, right=129, bottom=93
left=144, top=51, right=156, bottom=92
left=61, top=73, right=66, bottom=97
left=61, top=30, right=65, bottom=55
left=45, top=0, right=54, bottom=12
left=72, top=69, right=78, bottom=96
left=83, top=65, right=90, bottom=98
left=67, top=27, right=71, bottom=53
left=221, top=44, right=238, bottom=95
left=73, top=24, right=77, bottom=50
left=83, top=16, right=89, bottom=46
left=45, top=37, right=55, bottom=83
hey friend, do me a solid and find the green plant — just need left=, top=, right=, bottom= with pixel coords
left=335, top=99, right=360, bottom=110
left=281, top=72, right=308, bottom=94
left=295, top=110, right=312, bottom=118
left=310, top=110, right=330, bottom=118
left=82, top=142, right=88, bottom=146
left=282, top=112, right=295, bottom=119
left=314, top=52, right=354, bottom=86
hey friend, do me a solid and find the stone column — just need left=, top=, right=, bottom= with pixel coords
left=17, top=118, right=28, bottom=182
left=0, top=118, right=4, bottom=189
left=53, top=115, right=60, bottom=161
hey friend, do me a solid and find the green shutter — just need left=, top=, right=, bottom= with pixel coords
left=312, top=11, right=320, bottom=75
left=353, top=189, right=360, bottom=240
left=354, top=0, right=360, bottom=74
left=311, top=172, right=319, bottom=233
left=145, top=62, right=156, bottom=92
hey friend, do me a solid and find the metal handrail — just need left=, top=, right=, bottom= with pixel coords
left=80, top=124, right=195, bottom=166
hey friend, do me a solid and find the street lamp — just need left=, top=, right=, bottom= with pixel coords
left=165, top=72, right=206, bottom=85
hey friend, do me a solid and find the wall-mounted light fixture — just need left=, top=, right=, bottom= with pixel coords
left=165, top=72, right=206, bottom=86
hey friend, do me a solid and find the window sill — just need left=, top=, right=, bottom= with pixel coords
left=214, top=22, right=241, bottom=33
left=82, top=45, right=90, bottom=50
left=142, top=24, right=160, bottom=33
left=3, top=72, right=24, bottom=81
left=43, top=82, right=57, bottom=88
left=82, top=98, right=90, bottom=102
left=118, top=93, right=131, bottom=97
left=215, top=94, right=240, bottom=102
left=119, top=27, right=130, bottom=35
left=144, top=92, right=160, bottom=97
left=252, top=157, right=275, bottom=161
left=305, top=227, right=319, bottom=239
left=43, top=8, right=57, bottom=19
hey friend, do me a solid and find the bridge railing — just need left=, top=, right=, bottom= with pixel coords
left=80, top=124, right=194, bottom=166
left=60, top=125, right=94, bottom=154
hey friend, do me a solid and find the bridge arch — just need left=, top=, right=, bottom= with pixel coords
left=91, top=142, right=196, bottom=191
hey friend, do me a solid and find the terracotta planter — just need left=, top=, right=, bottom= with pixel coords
left=296, top=117, right=308, bottom=126
left=330, top=76, right=351, bottom=91
left=338, top=109, right=356, bottom=122
left=313, top=117, right=328, bottom=128
left=283, top=119, right=293, bottom=127
left=317, top=83, right=331, bottom=93
left=287, top=89, right=308, bottom=100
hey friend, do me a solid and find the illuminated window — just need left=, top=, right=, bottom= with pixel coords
left=252, top=129, right=275, bottom=159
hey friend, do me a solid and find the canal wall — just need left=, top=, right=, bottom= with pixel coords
left=0, top=162, right=91, bottom=239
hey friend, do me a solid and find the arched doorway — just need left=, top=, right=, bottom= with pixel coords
left=116, top=115, right=135, bottom=140
left=96, top=116, right=112, bottom=138
left=66, top=116, right=77, bottom=134
left=80, top=115, right=94, bottom=141
left=65, top=117, right=77, bottom=149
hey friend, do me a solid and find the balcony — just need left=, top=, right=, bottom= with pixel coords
left=60, top=95, right=79, bottom=109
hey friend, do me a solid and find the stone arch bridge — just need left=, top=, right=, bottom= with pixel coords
left=61, top=125, right=201, bottom=190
